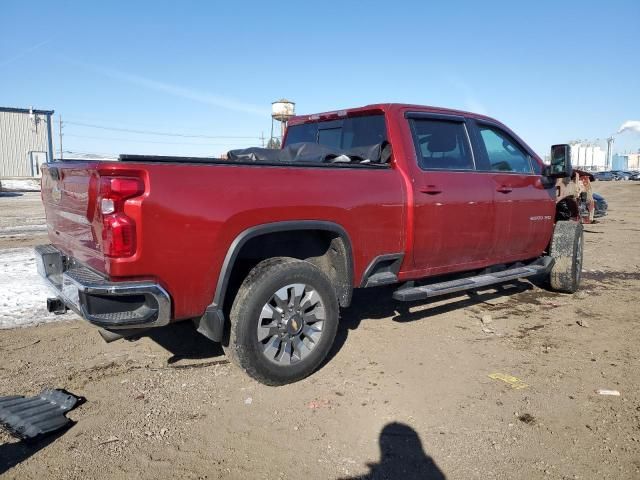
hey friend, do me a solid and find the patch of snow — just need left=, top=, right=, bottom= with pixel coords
left=0, top=224, right=48, bottom=237
left=0, top=247, right=74, bottom=328
left=0, top=178, right=41, bottom=192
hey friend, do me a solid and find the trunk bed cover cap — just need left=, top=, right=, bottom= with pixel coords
left=227, top=141, right=390, bottom=164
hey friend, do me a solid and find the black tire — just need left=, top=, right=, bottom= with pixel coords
left=224, top=257, right=339, bottom=386
left=548, top=221, right=583, bottom=293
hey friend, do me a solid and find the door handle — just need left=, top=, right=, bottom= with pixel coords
left=496, top=186, right=512, bottom=194
left=420, top=185, right=442, bottom=195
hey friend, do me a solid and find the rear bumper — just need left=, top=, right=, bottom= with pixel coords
left=35, top=244, right=171, bottom=330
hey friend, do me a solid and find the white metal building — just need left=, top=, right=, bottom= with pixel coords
left=569, top=142, right=607, bottom=171
left=0, top=107, right=54, bottom=177
left=613, top=152, right=640, bottom=170
left=627, top=153, right=640, bottom=170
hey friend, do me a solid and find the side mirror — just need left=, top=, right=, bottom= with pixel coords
left=544, top=144, right=572, bottom=178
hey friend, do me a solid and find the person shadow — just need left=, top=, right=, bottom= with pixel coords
left=341, top=422, right=446, bottom=480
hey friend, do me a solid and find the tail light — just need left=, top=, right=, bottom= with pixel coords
left=98, top=175, right=144, bottom=257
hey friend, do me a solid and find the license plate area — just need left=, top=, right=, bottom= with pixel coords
left=36, top=249, right=66, bottom=289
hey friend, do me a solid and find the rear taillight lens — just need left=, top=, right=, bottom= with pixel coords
left=98, top=175, right=144, bottom=257
left=99, top=177, right=144, bottom=211
left=102, top=213, right=137, bottom=257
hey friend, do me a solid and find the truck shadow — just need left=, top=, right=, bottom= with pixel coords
left=146, top=280, right=534, bottom=367
left=147, top=321, right=225, bottom=364
left=325, top=280, right=533, bottom=366
left=339, top=422, right=446, bottom=480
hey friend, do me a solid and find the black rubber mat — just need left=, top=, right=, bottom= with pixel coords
left=0, top=389, right=84, bottom=440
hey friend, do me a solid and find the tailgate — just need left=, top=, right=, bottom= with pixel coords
left=41, top=162, right=105, bottom=272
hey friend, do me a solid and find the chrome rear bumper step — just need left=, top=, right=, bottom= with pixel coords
left=393, top=257, right=554, bottom=302
left=35, top=244, right=171, bottom=330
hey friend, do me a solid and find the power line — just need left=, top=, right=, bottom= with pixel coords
left=57, top=120, right=260, bottom=140
left=64, top=133, right=254, bottom=146
left=62, top=150, right=119, bottom=158
left=60, top=114, right=197, bottom=130
left=59, top=114, right=260, bottom=136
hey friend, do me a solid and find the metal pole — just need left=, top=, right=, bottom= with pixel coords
left=270, top=118, right=274, bottom=146
left=58, top=114, right=63, bottom=160
left=46, top=112, right=54, bottom=163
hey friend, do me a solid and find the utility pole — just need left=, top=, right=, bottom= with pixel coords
left=58, top=114, right=63, bottom=160
left=260, top=131, right=265, bottom=148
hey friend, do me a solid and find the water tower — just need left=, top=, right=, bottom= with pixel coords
left=271, top=99, right=295, bottom=145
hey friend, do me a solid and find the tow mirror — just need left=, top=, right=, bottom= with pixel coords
left=544, top=144, right=572, bottom=178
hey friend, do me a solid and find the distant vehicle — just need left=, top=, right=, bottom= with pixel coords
left=36, top=103, right=584, bottom=385
left=593, top=171, right=616, bottom=181
left=629, top=172, right=640, bottom=181
left=592, top=193, right=608, bottom=218
left=611, top=170, right=630, bottom=180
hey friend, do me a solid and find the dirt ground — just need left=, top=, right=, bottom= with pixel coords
left=1, top=183, right=639, bottom=479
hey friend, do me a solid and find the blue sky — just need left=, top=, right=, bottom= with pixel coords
left=1, top=0, right=638, bottom=158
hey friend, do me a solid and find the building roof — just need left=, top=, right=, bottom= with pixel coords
left=0, top=106, right=54, bottom=115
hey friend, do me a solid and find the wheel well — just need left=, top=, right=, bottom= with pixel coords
left=223, top=229, right=353, bottom=313
left=556, top=198, right=579, bottom=222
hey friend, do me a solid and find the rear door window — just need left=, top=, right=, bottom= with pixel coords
left=409, top=119, right=474, bottom=170
left=478, top=126, right=533, bottom=173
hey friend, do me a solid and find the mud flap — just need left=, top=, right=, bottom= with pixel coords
left=0, top=389, right=84, bottom=440
left=195, top=306, right=226, bottom=343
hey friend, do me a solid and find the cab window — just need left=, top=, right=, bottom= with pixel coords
left=478, top=126, right=533, bottom=173
left=409, top=119, right=474, bottom=170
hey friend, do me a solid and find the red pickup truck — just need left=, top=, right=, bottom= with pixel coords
left=36, top=103, right=583, bottom=385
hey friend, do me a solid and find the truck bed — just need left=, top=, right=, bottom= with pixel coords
left=41, top=158, right=405, bottom=321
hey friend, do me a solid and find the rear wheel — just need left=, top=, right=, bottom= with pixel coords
left=548, top=221, right=583, bottom=293
left=224, top=257, right=339, bottom=386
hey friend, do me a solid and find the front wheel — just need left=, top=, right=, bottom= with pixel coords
left=548, top=221, right=584, bottom=293
left=224, top=257, right=339, bottom=386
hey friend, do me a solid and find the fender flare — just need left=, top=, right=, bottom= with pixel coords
left=196, top=221, right=354, bottom=343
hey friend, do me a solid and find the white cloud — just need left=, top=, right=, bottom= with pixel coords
left=446, top=76, right=488, bottom=115
left=0, top=39, right=52, bottom=68
left=85, top=63, right=268, bottom=116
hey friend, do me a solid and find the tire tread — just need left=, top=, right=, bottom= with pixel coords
left=225, top=257, right=338, bottom=386
left=549, top=221, right=583, bottom=293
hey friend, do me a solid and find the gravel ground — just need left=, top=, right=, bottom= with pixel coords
left=0, top=182, right=639, bottom=479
